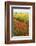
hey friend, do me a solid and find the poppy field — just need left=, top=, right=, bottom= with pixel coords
left=12, top=12, right=29, bottom=36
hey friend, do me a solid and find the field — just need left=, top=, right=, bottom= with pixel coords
left=12, top=12, right=29, bottom=36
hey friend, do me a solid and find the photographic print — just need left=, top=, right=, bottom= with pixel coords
left=12, top=7, right=29, bottom=36
left=5, top=2, right=35, bottom=44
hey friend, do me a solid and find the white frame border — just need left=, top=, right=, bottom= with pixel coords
left=10, top=5, right=32, bottom=40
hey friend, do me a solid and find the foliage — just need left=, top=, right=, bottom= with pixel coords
left=12, top=12, right=29, bottom=36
